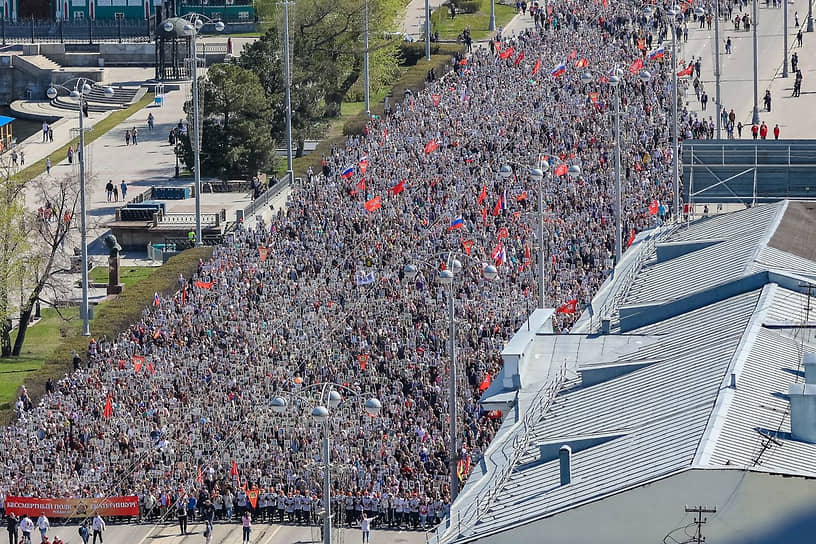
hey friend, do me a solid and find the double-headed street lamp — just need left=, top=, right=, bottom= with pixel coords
left=499, top=160, right=581, bottom=310
left=404, top=253, right=498, bottom=501
left=271, top=383, right=382, bottom=544
left=47, top=78, right=114, bottom=337
left=162, top=14, right=225, bottom=246
left=608, top=68, right=652, bottom=264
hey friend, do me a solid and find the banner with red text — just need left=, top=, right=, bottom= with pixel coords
left=5, top=496, right=140, bottom=518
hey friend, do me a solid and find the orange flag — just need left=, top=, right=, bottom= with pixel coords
left=364, top=196, right=381, bottom=212
left=258, top=247, right=269, bottom=262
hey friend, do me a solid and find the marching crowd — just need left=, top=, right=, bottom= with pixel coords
left=2, top=0, right=721, bottom=536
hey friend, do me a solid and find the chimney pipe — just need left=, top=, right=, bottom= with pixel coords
left=559, top=445, right=572, bottom=485
left=730, top=373, right=737, bottom=389
left=601, top=317, right=611, bottom=335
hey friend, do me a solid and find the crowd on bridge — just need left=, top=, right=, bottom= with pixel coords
left=2, top=0, right=721, bottom=535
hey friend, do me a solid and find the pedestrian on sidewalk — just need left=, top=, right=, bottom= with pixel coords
left=203, top=521, right=212, bottom=544
left=42, top=122, right=49, bottom=142
left=11, top=150, right=17, bottom=167
left=90, top=515, right=104, bottom=544
left=45, top=158, right=51, bottom=175
left=241, top=512, right=251, bottom=544
left=19, top=149, right=24, bottom=165
left=792, top=52, right=798, bottom=72
left=105, top=180, right=114, bottom=202
left=737, top=121, right=743, bottom=138
left=147, top=112, right=154, bottom=131
left=797, top=29, right=803, bottom=47
left=361, top=513, right=376, bottom=543
left=773, top=124, right=780, bottom=139
left=701, top=90, right=708, bottom=110
left=120, top=180, right=128, bottom=201
left=795, top=11, right=800, bottom=26
left=759, top=121, right=768, bottom=139
left=751, top=123, right=759, bottom=139
left=132, top=127, right=139, bottom=145
left=125, top=130, right=131, bottom=146
left=725, top=36, right=732, bottom=54
left=113, top=185, right=119, bottom=202
left=48, top=128, right=53, bottom=143
left=67, top=146, right=74, bottom=164
left=763, top=90, right=772, bottom=112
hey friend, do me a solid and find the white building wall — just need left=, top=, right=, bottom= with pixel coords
left=472, top=469, right=816, bottom=544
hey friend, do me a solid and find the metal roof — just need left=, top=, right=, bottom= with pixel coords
left=436, top=201, right=816, bottom=544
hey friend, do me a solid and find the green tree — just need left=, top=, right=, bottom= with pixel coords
left=183, top=63, right=276, bottom=179
left=0, top=172, right=28, bottom=357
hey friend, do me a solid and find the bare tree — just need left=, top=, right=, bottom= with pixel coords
left=0, top=163, right=29, bottom=357
left=11, top=175, right=79, bottom=356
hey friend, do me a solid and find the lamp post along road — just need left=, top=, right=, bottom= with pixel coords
left=404, top=257, right=497, bottom=501
left=808, top=0, right=813, bottom=32
left=714, top=4, right=722, bottom=138
left=271, top=387, right=381, bottom=544
left=47, top=79, right=114, bottom=337
left=489, top=0, right=496, bottom=31
left=752, top=0, right=760, bottom=124
left=283, top=1, right=294, bottom=178
left=425, top=0, right=431, bottom=61
left=783, top=0, right=789, bottom=77
left=670, top=8, right=681, bottom=218
left=162, top=15, right=224, bottom=246
left=364, top=0, right=370, bottom=115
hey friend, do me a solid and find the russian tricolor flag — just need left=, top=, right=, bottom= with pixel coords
left=648, top=47, right=665, bottom=61
left=551, top=63, right=566, bottom=77
left=340, top=166, right=354, bottom=179
left=448, top=217, right=464, bottom=231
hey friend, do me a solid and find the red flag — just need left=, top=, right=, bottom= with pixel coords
left=499, top=46, right=515, bottom=59
left=477, top=185, right=487, bottom=205
left=588, top=91, right=600, bottom=105
left=649, top=200, right=659, bottom=215
left=194, top=280, right=213, bottom=289
left=575, top=57, right=588, bottom=68
left=459, top=58, right=468, bottom=66
left=516, top=191, right=528, bottom=201
left=532, top=58, right=541, bottom=75
left=556, top=299, right=578, bottom=314
left=358, top=354, right=369, bottom=371
left=258, top=247, right=269, bottom=262
left=103, top=395, right=113, bottom=419
left=364, top=196, right=382, bottom=212
left=627, top=228, right=636, bottom=248
left=554, top=164, right=569, bottom=177
left=637, top=38, right=646, bottom=51
left=389, top=179, right=406, bottom=195
left=497, top=227, right=509, bottom=239
left=524, top=243, right=531, bottom=264
left=677, top=64, right=694, bottom=77
left=424, top=140, right=438, bottom=154
left=132, top=355, right=145, bottom=365
left=478, top=374, right=492, bottom=392
left=355, top=178, right=367, bottom=193
left=630, top=58, right=644, bottom=74
left=481, top=207, right=488, bottom=223
left=514, top=51, right=525, bottom=66
left=133, top=359, right=142, bottom=372
left=462, top=239, right=474, bottom=255
left=492, top=198, right=502, bottom=217
left=181, top=289, right=187, bottom=305
left=147, top=362, right=155, bottom=374
left=196, top=465, right=204, bottom=484
left=431, top=94, right=441, bottom=107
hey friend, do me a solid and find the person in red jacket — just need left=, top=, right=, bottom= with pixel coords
left=759, top=122, right=768, bottom=139
left=773, top=124, right=780, bottom=139
left=751, top=123, right=759, bottom=139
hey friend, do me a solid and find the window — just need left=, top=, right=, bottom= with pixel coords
left=73, top=11, right=85, bottom=19
left=238, top=11, right=249, bottom=20
left=115, top=12, right=125, bottom=19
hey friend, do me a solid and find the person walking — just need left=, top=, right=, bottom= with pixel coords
left=203, top=520, right=212, bottom=544
left=132, top=128, right=139, bottom=145
left=773, top=124, right=780, bottom=139
left=147, top=113, right=154, bottom=131
left=241, top=511, right=251, bottom=544
left=19, top=516, right=33, bottom=544
left=105, top=180, right=114, bottom=202
left=796, top=29, right=803, bottom=47
left=120, top=180, right=128, bottom=201
left=6, top=513, right=19, bottom=544
left=90, top=514, right=105, bottom=544
left=737, top=121, right=743, bottom=138
left=45, top=158, right=51, bottom=176
left=763, top=90, right=772, bottom=112
left=35, top=514, right=49, bottom=543
left=176, top=498, right=188, bottom=535
left=751, top=123, right=759, bottom=139
left=19, top=150, right=24, bottom=165
left=125, top=130, right=131, bottom=146
left=700, top=90, right=708, bottom=111
left=77, top=523, right=88, bottom=544
left=42, top=122, right=49, bottom=143
left=759, top=121, right=768, bottom=139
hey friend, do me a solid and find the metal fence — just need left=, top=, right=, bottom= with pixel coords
left=0, top=17, right=154, bottom=44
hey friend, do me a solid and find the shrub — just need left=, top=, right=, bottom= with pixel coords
left=455, top=1, right=482, bottom=14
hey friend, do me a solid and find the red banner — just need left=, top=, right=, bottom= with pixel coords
left=5, top=496, right=140, bottom=518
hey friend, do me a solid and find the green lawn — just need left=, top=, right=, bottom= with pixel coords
left=0, top=307, right=81, bottom=408
left=433, top=0, right=517, bottom=41
left=90, top=265, right=158, bottom=289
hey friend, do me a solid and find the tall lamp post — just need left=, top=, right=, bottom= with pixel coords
left=271, top=385, right=382, bottom=544
left=499, top=161, right=580, bottom=310
left=609, top=68, right=652, bottom=264
left=489, top=0, right=496, bottom=31
left=47, top=79, right=114, bottom=337
left=425, top=0, right=431, bottom=61
left=666, top=6, right=684, bottom=219
left=404, top=255, right=498, bottom=501
left=162, top=15, right=225, bottom=246
left=751, top=0, right=760, bottom=124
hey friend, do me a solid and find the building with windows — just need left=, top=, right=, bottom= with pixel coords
left=11, top=0, right=254, bottom=22
left=433, top=201, right=816, bottom=544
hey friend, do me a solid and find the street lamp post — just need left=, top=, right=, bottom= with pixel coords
left=609, top=69, right=652, bottom=264
left=500, top=161, right=580, bottom=309
left=752, top=0, right=760, bottom=125
left=489, top=0, right=496, bottom=31
left=404, top=256, right=497, bottom=501
left=47, top=79, right=114, bottom=337
left=162, top=15, right=225, bottom=246
left=808, top=0, right=813, bottom=32
left=425, top=0, right=431, bottom=61
left=667, top=6, right=683, bottom=219
left=363, top=0, right=370, bottom=115
left=783, top=0, right=789, bottom=77
left=271, top=386, right=382, bottom=544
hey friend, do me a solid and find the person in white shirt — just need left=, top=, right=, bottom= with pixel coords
left=36, top=514, right=49, bottom=543
left=91, top=515, right=105, bottom=544
left=360, top=513, right=376, bottom=544
left=19, top=515, right=34, bottom=544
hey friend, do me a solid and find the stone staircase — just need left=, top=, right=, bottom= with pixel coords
left=49, top=83, right=145, bottom=113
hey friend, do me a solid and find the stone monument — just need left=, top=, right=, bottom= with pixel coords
left=105, top=234, right=124, bottom=295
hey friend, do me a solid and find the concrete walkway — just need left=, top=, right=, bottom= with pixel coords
left=402, top=0, right=447, bottom=38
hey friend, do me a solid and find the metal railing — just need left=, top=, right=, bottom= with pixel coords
left=427, top=362, right=568, bottom=544
left=156, top=210, right=224, bottom=226
left=242, top=174, right=294, bottom=219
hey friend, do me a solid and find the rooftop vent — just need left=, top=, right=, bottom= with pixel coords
left=789, top=352, right=816, bottom=443
left=559, top=445, right=571, bottom=486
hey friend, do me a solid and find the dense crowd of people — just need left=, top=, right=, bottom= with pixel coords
left=1, top=0, right=724, bottom=534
